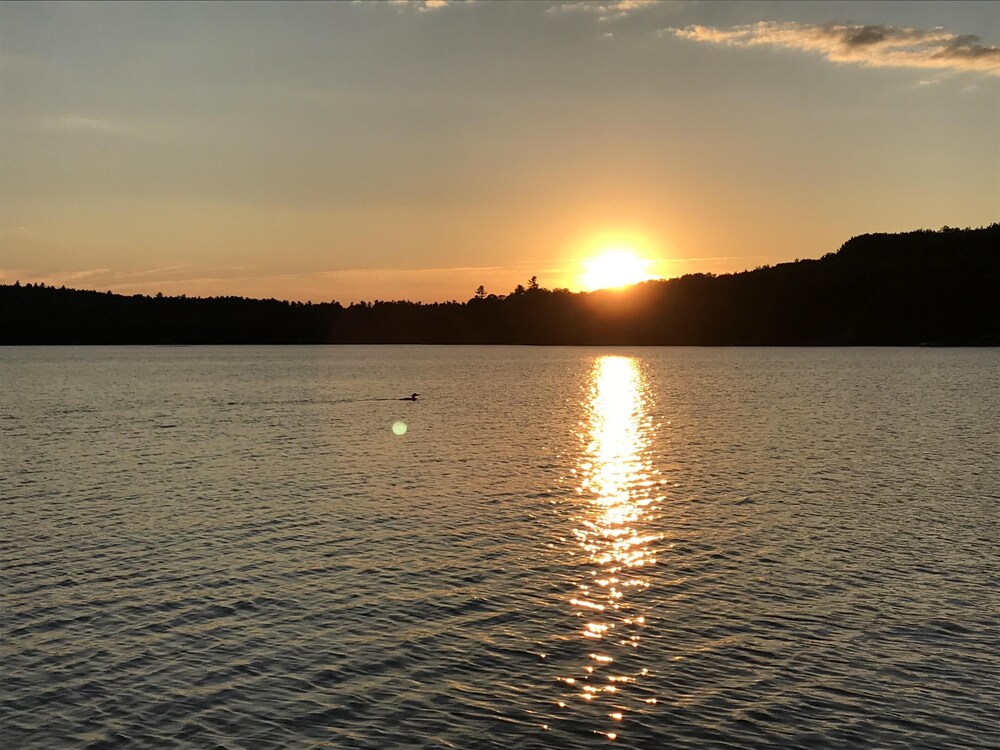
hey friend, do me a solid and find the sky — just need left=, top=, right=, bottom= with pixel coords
left=1, top=0, right=998, bottom=302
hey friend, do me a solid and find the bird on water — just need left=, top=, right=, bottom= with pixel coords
left=401, top=393, right=419, bottom=401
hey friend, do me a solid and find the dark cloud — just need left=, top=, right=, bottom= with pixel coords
left=670, top=21, right=1000, bottom=77
left=845, top=25, right=888, bottom=47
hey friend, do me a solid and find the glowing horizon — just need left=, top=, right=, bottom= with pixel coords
left=1, top=1, right=996, bottom=303
left=579, top=248, right=658, bottom=292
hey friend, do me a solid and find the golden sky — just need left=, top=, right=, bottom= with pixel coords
left=2, top=1, right=998, bottom=302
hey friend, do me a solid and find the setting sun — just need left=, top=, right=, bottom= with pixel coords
left=580, top=248, right=655, bottom=292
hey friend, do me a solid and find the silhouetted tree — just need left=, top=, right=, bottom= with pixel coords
left=2, top=226, right=996, bottom=346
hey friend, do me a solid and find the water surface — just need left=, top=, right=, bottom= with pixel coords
left=2, top=346, right=998, bottom=748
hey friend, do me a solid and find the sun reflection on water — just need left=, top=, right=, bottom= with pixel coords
left=561, top=355, right=664, bottom=740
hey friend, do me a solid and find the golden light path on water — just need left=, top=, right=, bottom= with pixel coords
left=561, top=355, right=665, bottom=742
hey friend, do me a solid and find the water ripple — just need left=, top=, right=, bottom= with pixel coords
left=2, top=346, right=997, bottom=749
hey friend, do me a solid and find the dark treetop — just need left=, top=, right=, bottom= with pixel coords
left=3, top=226, right=998, bottom=346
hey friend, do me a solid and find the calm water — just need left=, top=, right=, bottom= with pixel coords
left=2, top=346, right=998, bottom=749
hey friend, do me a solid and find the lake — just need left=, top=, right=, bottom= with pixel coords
left=2, top=346, right=998, bottom=749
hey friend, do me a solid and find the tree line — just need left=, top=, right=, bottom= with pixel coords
left=2, top=225, right=998, bottom=345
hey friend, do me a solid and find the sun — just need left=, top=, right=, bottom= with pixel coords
left=580, top=247, right=653, bottom=291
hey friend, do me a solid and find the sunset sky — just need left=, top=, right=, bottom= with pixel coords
left=2, top=0, right=997, bottom=302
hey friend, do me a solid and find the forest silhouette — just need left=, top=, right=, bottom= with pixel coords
left=3, top=226, right=998, bottom=346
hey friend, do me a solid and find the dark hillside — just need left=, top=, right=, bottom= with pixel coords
left=2, top=225, right=997, bottom=345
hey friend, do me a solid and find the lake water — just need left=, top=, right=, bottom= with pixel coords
left=2, top=346, right=998, bottom=749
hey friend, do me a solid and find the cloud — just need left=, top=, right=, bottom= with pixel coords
left=40, top=115, right=129, bottom=133
left=547, top=0, right=658, bottom=22
left=668, top=21, right=1000, bottom=77
left=0, top=267, right=110, bottom=287
left=1, top=261, right=564, bottom=304
left=388, top=0, right=450, bottom=11
left=0, top=52, right=31, bottom=70
left=0, top=265, right=204, bottom=289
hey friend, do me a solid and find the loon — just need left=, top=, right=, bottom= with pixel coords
left=401, top=393, right=419, bottom=401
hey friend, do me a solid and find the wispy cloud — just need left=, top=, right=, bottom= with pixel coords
left=40, top=114, right=130, bottom=134
left=547, top=0, right=659, bottom=22
left=0, top=267, right=109, bottom=287
left=0, top=52, right=32, bottom=70
left=668, top=21, right=1000, bottom=77
left=0, top=265, right=206, bottom=289
left=0, top=262, right=562, bottom=304
left=388, top=0, right=451, bottom=12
